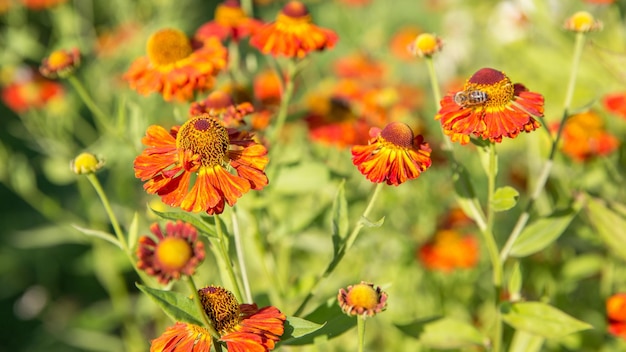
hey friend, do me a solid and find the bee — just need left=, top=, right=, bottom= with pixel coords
left=454, top=89, right=488, bottom=107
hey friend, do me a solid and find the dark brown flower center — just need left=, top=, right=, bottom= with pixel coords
left=176, top=115, right=229, bottom=167
left=147, top=28, right=193, bottom=67
left=198, top=286, right=241, bottom=333
left=380, top=122, right=414, bottom=148
left=465, top=68, right=514, bottom=108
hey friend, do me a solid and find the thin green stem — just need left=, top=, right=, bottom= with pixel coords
left=185, top=276, right=220, bottom=338
left=269, top=60, right=296, bottom=142
left=425, top=57, right=452, bottom=153
left=294, top=183, right=384, bottom=316
left=500, top=32, right=587, bottom=262
left=484, top=143, right=502, bottom=287
left=86, top=173, right=127, bottom=252
left=357, top=316, right=366, bottom=352
left=214, top=215, right=244, bottom=302
left=231, top=209, right=253, bottom=303
left=67, top=75, right=113, bottom=134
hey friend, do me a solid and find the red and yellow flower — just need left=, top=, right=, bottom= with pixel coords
left=436, top=68, right=543, bottom=144
left=607, top=293, right=626, bottom=340
left=151, top=286, right=286, bottom=352
left=136, top=221, right=205, bottom=284
left=124, top=28, right=227, bottom=102
left=554, top=110, right=619, bottom=162
left=338, top=281, right=388, bottom=318
left=133, top=114, right=268, bottom=215
left=253, top=69, right=284, bottom=107
left=250, top=0, right=338, bottom=58
left=389, top=25, right=422, bottom=61
left=352, top=122, right=432, bottom=186
left=39, top=48, right=80, bottom=79
left=418, top=229, right=479, bottom=271
left=195, top=0, right=263, bottom=43
left=189, top=90, right=254, bottom=128
left=1, top=67, right=64, bottom=113
left=603, top=92, right=626, bottom=120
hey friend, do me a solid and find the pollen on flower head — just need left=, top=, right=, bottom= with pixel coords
left=176, top=115, right=230, bottom=167
left=147, top=28, right=193, bottom=67
left=70, top=152, right=104, bottom=175
left=338, top=281, right=388, bottom=318
left=199, top=286, right=241, bottom=333
left=408, top=33, right=443, bottom=58
left=564, top=11, right=602, bottom=32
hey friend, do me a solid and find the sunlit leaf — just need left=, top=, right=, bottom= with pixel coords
left=72, top=224, right=121, bottom=249
left=150, top=209, right=217, bottom=238
left=492, top=186, right=519, bottom=212
left=585, top=197, right=626, bottom=261
left=281, top=298, right=355, bottom=345
left=501, top=302, right=592, bottom=339
left=509, top=208, right=579, bottom=258
left=136, top=283, right=204, bottom=326
left=509, top=330, right=544, bottom=352
left=508, top=261, right=522, bottom=301
left=396, top=316, right=486, bottom=349
left=127, top=212, right=139, bottom=250
left=359, top=215, right=384, bottom=228
left=280, top=316, right=325, bottom=342
left=331, top=180, right=348, bottom=256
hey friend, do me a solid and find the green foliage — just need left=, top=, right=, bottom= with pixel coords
left=501, top=302, right=593, bottom=339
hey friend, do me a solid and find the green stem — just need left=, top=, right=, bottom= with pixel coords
left=269, top=59, right=296, bottom=142
left=357, top=316, right=366, bottom=352
left=294, top=183, right=384, bottom=316
left=214, top=215, right=244, bottom=302
left=67, top=75, right=113, bottom=134
left=231, top=209, right=253, bottom=303
left=86, top=173, right=127, bottom=252
left=500, top=32, right=587, bottom=262
left=185, top=276, right=220, bottom=339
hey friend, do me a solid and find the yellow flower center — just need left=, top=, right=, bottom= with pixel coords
left=147, top=28, right=193, bottom=67
left=347, top=284, right=379, bottom=310
left=176, top=115, right=230, bottom=167
left=380, top=122, right=414, bottom=148
left=71, top=152, right=103, bottom=174
left=413, top=33, right=439, bottom=55
left=155, top=237, right=193, bottom=270
left=215, top=1, right=247, bottom=26
left=568, top=11, right=596, bottom=32
left=199, top=286, right=241, bottom=333
left=465, top=68, right=514, bottom=109
left=48, top=50, right=71, bottom=68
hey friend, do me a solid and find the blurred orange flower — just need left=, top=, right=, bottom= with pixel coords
left=39, top=48, right=80, bottom=79
left=124, top=28, right=227, bottom=102
left=95, top=22, right=141, bottom=58
left=190, top=90, right=254, bottom=128
left=250, top=0, right=338, bottom=58
left=134, top=114, right=268, bottom=215
left=607, top=293, right=626, bottom=340
left=21, top=0, right=66, bottom=10
left=603, top=92, right=626, bottom=120
left=390, top=25, right=422, bottom=61
left=352, top=122, right=432, bottom=186
left=195, top=0, right=263, bottom=43
left=436, top=68, right=543, bottom=144
left=1, top=67, right=64, bottom=113
left=253, top=69, right=284, bottom=107
left=554, top=110, right=619, bottom=162
left=418, top=229, right=479, bottom=271
left=333, top=52, right=386, bottom=83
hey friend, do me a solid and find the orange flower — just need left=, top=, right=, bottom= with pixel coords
left=333, top=52, right=386, bottom=83
left=133, top=114, right=268, bottom=215
left=189, top=90, right=254, bottom=128
left=250, top=0, right=338, bottom=58
left=95, top=22, right=141, bottom=58
left=338, top=282, right=388, bottom=318
left=603, top=92, right=626, bottom=120
left=20, top=0, right=67, bottom=10
left=352, top=122, right=431, bottom=186
left=39, top=48, right=80, bottom=79
left=150, top=322, right=213, bottom=351
left=1, top=67, right=64, bottom=113
left=253, top=69, right=284, bottom=107
left=555, top=110, right=619, bottom=162
left=389, top=25, right=421, bottom=61
left=436, top=68, right=543, bottom=144
left=408, top=33, right=443, bottom=58
left=136, top=221, right=205, bottom=285
left=124, top=28, right=227, bottom=102
left=195, top=0, right=263, bottom=43
left=418, top=229, right=479, bottom=271
left=608, top=293, right=626, bottom=340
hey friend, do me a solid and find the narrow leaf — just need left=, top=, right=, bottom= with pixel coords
left=396, top=317, right=486, bottom=349
left=72, top=224, right=122, bottom=249
left=586, top=197, right=626, bottom=261
left=509, top=330, right=544, bottom=352
left=127, top=212, right=139, bottom=250
left=492, top=186, right=519, bottom=212
left=281, top=298, right=355, bottom=345
left=281, top=316, right=325, bottom=340
left=136, top=283, right=204, bottom=326
left=508, top=262, right=523, bottom=301
left=150, top=209, right=217, bottom=238
left=359, top=216, right=385, bottom=228
left=509, top=208, right=578, bottom=258
left=501, top=302, right=592, bottom=339
left=331, top=180, right=348, bottom=256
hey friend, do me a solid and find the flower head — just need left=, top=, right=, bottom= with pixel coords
left=436, top=67, right=543, bottom=144
left=389, top=25, right=422, bottom=61
left=199, top=285, right=286, bottom=351
left=418, top=229, right=479, bottom=271
left=134, top=114, right=268, bottom=214
left=564, top=11, right=602, bottom=33
left=195, top=0, right=263, bottom=43
left=608, top=293, right=626, bottom=340
left=70, top=152, right=104, bottom=174
left=408, top=33, right=443, bottom=58
left=253, top=69, right=283, bottom=107
left=555, top=110, right=619, bottom=162
left=1, top=67, right=64, bottom=113
left=250, top=0, right=338, bottom=58
left=39, top=48, right=80, bottom=79
left=124, top=28, right=227, bottom=102
left=190, top=90, right=254, bottom=128
left=338, top=281, right=388, bottom=318
left=351, top=122, right=431, bottom=186
left=136, top=221, right=205, bottom=284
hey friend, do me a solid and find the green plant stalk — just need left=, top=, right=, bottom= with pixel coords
left=294, top=182, right=384, bottom=316
left=269, top=59, right=296, bottom=142
left=500, top=31, right=587, bottom=261
left=214, top=215, right=244, bottom=303
left=86, top=173, right=128, bottom=252
left=357, top=316, right=366, bottom=352
left=186, top=276, right=220, bottom=339
left=67, top=75, right=113, bottom=134
left=231, top=209, right=253, bottom=303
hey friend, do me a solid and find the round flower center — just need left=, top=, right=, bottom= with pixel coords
left=199, top=286, right=241, bottom=333
left=569, top=11, right=595, bottom=32
left=282, top=0, right=309, bottom=17
left=155, top=237, right=193, bottom=270
left=465, top=68, right=514, bottom=108
left=147, top=28, right=193, bottom=67
left=215, top=1, right=247, bottom=26
left=380, top=122, right=414, bottom=148
left=71, top=152, right=102, bottom=174
left=412, top=33, right=440, bottom=56
left=347, top=284, right=379, bottom=310
left=176, top=115, right=230, bottom=167
left=48, top=50, right=71, bottom=68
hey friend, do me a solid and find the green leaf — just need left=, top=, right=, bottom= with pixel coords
left=501, top=302, right=592, bottom=339
left=136, top=283, right=204, bottom=326
left=508, top=262, right=522, bottom=301
left=127, top=212, right=139, bottom=251
left=281, top=298, right=355, bottom=346
left=451, top=161, right=486, bottom=227
left=476, top=143, right=497, bottom=177
left=509, top=330, right=544, bottom=352
left=331, top=180, right=348, bottom=256
left=281, top=316, right=325, bottom=341
left=72, top=224, right=122, bottom=249
left=359, top=215, right=385, bottom=228
left=509, top=208, right=579, bottom=258
left=492, top=186, right=519, bottom=212
left=585, top=197, right=626, bottom=261
left=150, top=209, right=217, bottom=238
left=396, top=316, right=486, bottom=349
